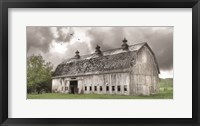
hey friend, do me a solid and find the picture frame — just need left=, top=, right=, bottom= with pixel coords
left=0, top=0, right=199, bottom=126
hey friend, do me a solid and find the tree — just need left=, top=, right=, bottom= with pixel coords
left=27, top=55, right=53, bottom=94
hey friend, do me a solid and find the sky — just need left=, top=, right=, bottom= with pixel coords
left=27, top=26, right=173, bottom=78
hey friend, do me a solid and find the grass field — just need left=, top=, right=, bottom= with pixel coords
left=27, top=78, right=173, bottom=99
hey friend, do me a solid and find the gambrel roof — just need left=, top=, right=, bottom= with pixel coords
left=53, top=42, right=160, bottom=78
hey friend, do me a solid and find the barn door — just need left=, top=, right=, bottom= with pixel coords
left=69, top=80, right=78, bottom=94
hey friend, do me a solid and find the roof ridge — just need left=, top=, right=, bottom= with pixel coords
left=62, top=42, right=147, bottom=63
left=75, top=42, right=147, bottom=57
left=102, top=42, right=147, bottom=52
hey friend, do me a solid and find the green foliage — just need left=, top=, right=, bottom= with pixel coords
left=27, top=55, right=53, bottom=94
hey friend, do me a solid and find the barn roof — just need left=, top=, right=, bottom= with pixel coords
left=53, top=42, right=159, bottom=78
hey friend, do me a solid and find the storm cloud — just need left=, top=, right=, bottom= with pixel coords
left=85, top=27, right=173, bottom=71
left=27, top=26, right=173, bottom=76
left=27, top=27, right=54, bottom=53
left=27, top=26, right=74, bottom=53
left=86, top=27, right=125, bottom=51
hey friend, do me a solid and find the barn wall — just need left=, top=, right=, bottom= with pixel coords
left=52, top=78, right=70, bottom=93
left=52, top=72, right=130, bottom=95
left=82, top=73, right=130, bottom=95
left=131, top=46, right=159, bottom=95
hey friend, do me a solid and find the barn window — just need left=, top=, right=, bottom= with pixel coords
left=94, top=86, right=97, bottom=91
left=85, top=86, right=87, bottom=91
left=112, top=86, right=115, bottom=91
left=100, top=86, right=103, bottom=91
left=124, top=85, right=127, bottom=91
left=90, top=86, right=92, bottom=91
left=106, top=86, right=109, bottom=91
left=117, top=86, right=121, bottom=92
left=65, top=87, right=68, bottom=91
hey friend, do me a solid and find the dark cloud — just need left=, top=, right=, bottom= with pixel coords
left=86, top=27, right=124, bottom=51
left=27, top=26, right=74, bottom=53
left=86, top=27, right=173, bottom=71
left=27, top=26, right=173, bottom=72
left=27, top=26, right=54, bottom=53
left=148, top=28, right=173, bottom=70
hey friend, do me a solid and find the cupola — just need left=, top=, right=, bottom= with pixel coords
left=121, top=38, right=129, bottom=50
left=95, top=45, right=102, bottom=56
left=75, top=50, right=80, bottom=59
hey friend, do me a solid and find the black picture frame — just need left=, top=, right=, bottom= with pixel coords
left=0, top=0, right=199, bottom=126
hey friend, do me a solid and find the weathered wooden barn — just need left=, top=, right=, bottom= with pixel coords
left=52, top=38, right=160, bottom=95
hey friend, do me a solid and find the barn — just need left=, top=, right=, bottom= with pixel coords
left=52, top=38, right=160, bottom=95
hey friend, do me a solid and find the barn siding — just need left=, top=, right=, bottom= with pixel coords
left=82, top=73, right=130, bottom=95
left=52, top=72, right=130, bottom=95
left=131, top=46, right=159, bottom=95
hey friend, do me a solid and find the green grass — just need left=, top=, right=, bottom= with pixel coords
left=159, top=78, right=173, bottom=88
left=27, top=78, right=173, bottom=99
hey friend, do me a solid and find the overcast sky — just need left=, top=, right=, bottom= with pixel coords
left=27, top=26, right=173, bottom=78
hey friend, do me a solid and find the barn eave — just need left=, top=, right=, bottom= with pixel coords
left=52, top=68, right=132, bottom=79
